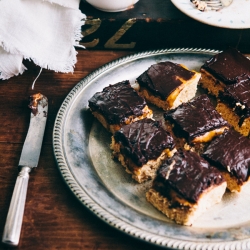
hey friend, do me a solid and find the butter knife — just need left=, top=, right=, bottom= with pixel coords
left=2, top=93, right=48, bottom=246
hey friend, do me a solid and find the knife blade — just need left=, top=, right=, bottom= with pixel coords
left=2, top=93, right=48, bottom=246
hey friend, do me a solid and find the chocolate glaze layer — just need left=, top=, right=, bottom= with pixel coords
left=201, top=47, right=250, bottom=85
left=219, top=77, right=250, bottom=123
left=164, top=94, right=229, bottom=143
left=203, top=129, right=250, bottom=184
left=136, top=61, right=195, bottom=100
left=114, top=119, right=175, bottom=166
left=153, top=150, right=225, bottom=203
left=88, top=80, right=147, bottom=125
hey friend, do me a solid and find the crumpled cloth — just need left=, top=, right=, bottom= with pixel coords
left=0, top=0, right=85, bottom=80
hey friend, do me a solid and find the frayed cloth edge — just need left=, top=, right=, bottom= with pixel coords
left=0, top=12, right=86, bottom=78
left=0, top=61, right=27, bottom=80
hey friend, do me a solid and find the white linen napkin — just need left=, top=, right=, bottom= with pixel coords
left=0, top=0, right=85, bottom=81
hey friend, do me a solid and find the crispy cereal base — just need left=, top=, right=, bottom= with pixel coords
left=199, top=68, right=225, bottom=97
left=146, top=182, right=227, bottom=226
left=216, top=102, right=250, bottom=137
left=110, top=137, right=176, bottom=183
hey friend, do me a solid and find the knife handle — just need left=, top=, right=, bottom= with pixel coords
left=2, top=166, right=31, bottom=246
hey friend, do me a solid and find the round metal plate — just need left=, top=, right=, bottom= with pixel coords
left=53, top=48, right=250, bottom=250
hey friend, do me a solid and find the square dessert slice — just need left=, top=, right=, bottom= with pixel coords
left=203, top=129, right=250, bottom=192
left=146, top=150, right=227, bottom=226
left=216, top=77, right=250, bottom=136
left=88, top=80, right=153, bottom=134
left=136, top=61, right=201, bottom=110
left=200, top=47, right=250, bottom=96
left=110, top=118, right=176, bottom=183
left=164, top=94, right=229, bottom=149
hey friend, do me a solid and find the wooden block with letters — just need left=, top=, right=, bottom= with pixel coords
left=79, top=0, right=250, bottom=53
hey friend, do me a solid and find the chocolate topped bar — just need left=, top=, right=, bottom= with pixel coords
left=146, top=150, right=226, bottom=225
left=203, top=129, right=250, bottom=191
left=201, top=47, right=250, bottom=85
left=88, top=80, right=153, bottom=134
left=89, top=80, right=147, bottom=124
left=137, top=61, right=196, bottom=100
left=114, top=119, right=175, bottom=167
left=219, top=77, right=250, bottom=123
left=153, top=150, right=225, bottom=203
left=164, top=94, right=229, bottom=144
left=199, top=48, right=250, bottom=96
left=136, top=61, right=200, bottom=110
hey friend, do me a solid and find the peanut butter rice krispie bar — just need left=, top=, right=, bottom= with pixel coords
left=136, top=61, right=201, bottom=111
left=164, top=94, right=229, bottom=151
left=146, top=150, right=227, bottom=226
left=199, top=47, right=250, bottom=97
left=88, top=80, right=153, bottom=134
left=203, top=129, right=250, bottom=192
left=111, top=118, right=176, bottom=183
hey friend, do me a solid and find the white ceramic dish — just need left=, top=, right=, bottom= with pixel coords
left=85, top=0, right=139, bottom=12
left=53, top=48, right=250, bottom=250
left=171, top=0, right=250, bottom=29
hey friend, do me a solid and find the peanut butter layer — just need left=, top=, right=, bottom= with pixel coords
left=199, top=69, right=225, bottom=97
left=164, top=94, right=229, bottom=144
left=29, top=93, right=44, bottom=116
left=137, top=61, right=200, bottom=110
left=216, top=102, right=250, bottom=137
left=203, top=129, right=250, bottom=191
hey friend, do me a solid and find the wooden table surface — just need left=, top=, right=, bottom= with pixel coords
left=0, top=49, right=249, bottom=250
left=0, top=49, right=166, bottom=250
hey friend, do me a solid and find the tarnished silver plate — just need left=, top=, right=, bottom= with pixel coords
left=53, top=48, right=250, bottom=250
